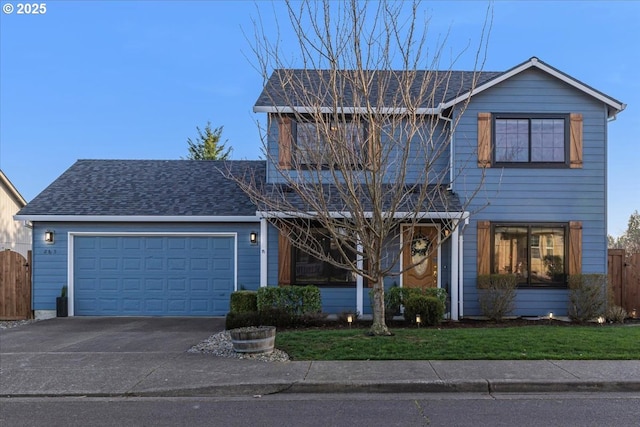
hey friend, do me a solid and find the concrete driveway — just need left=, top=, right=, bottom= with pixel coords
left=0, top=317, right=225, bottom=353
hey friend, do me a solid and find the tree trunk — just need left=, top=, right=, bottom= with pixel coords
left=369, top=278, right=391, bottom=336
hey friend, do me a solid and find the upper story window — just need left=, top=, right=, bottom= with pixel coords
left=494, top=116, right=567, bottom=163
left=276, top=115, right=372, bottom=170
left=494, top=115, right=568, bottom=165
left=295, top=119, right=366, bottom=168
left=477, top=112, right=583, bottom=169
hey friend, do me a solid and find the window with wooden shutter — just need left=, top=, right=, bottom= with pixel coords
left=569, top=113, right=583, bottom=169
left=477, top=221, right=491, bottom=277
left=278, top=117, right=292, bottom=170
left=278, top=231, right=291, bottom=286
left=487, top=221, right=571, bottom=287
left=477, top=113, right=492, bottom=168
left=568, top=221, right=582, bottom=275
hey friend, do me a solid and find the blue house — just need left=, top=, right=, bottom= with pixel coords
left=16, top=58, right=625, bottom=319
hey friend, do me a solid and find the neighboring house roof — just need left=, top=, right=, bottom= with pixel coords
left=260, top=184, right=463, bottom=217
left=254, top=57, right=625, bottom=117
left=15, top=160, right=265, bottom=221
left=1, top=169, right=28, bottom=207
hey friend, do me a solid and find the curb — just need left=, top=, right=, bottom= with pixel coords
left=5, top=380, right=640, bottom=398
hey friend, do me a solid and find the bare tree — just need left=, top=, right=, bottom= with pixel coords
left=232, top=0, right=491, bottom=335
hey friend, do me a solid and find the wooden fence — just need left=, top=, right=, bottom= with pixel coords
left=0, top=250, right=32, bottom=320
left=608, top=249, right=640, bottom=316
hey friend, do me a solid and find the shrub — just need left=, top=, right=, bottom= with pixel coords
left=477, top=274, right=517, bottom=321
left=403, top=295, right=445, bottom=326
left=568, top=274, right=607, bottom=323
left=258, top=307, right=294, bottom=328
left=370, top=286, right=449, bottom=321
left=257, top=286, right=322, bottom=315
left=229, top=291, right=257, bottom=313
left=225, top=311, right=261, bottom=329
left=606, top=305, right=627, bottom=324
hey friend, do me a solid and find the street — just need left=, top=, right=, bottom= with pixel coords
left=2, top=393, right=639, bottom=427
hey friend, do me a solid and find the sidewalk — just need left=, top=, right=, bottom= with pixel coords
left=2, top=353, right=640, bottom=397
left=1, top=317, right=639, bottom=397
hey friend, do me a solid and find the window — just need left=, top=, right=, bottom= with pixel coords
left=292, top=227, right=356, bottom=286
left=294, top=117, right=366, bottom=168
left=494, top=115, right=568, bottom=164
left=492, top=223, right=567, bottom=287
left=477, top=113, right=583, bottom=169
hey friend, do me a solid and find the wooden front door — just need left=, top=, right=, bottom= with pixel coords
left=402, top=226, right=438, bottom=289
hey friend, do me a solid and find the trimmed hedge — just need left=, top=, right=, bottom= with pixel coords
left=257, top=286, right=322, bottom=315
left=226, top=285, right=323, bottom=329
left=229, top=290, right=258, bottom=313
left=403, top=295, right=445, bottom=326
left=371, top=286, right=448, bottom=321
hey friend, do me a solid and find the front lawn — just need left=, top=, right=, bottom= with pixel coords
left=275, top=325, right=640, bottom=360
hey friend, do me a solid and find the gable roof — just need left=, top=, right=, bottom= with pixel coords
left=254, top=57, right=625, bottom=118
left=15, top=160, right=265, bottom=221
left=254, top=69, right=503, bottom=114
left=441, top=57, right=625, bottom=118
left=1, top=169, right=27, bottom=207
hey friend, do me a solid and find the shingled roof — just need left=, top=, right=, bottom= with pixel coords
left=16, top=160, right=265, bottom=218
left=254, top=69, right=503, bottom=111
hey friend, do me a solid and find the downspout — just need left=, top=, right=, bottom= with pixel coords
left=459, top=216, right=469, bottom=318
left=356, top=242, right=363, bottom=315
left=450, top=224, right=459, bottom=321
left=437, top=109, right=454, bottom=190
left=260, top=217, right=268, bottom=288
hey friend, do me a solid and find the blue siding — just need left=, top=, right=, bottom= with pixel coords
left=453, top=68, right=609, bottom=316
left=265, top=114, right=451, bottom=185
left=32, top=222, right=261, bottom=314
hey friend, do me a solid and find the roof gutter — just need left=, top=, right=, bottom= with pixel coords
left=258, top=211, right=470, bottom=220
left=13, top=215, right=262, bottom=223
left=253, top=106, right=442, bottom=115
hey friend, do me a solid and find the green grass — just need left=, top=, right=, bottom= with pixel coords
left=275, top=325, right=640, bottom=360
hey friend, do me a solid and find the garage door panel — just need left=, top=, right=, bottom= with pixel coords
left=74, top=235, right=235, bottom=316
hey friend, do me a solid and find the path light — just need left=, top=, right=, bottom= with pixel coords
left=416, top=314, right=422, bottom=327
left=347, top=314, right=353, bottom=328
left=631, top=309, right=637, bottom=319
left=597, top=316, right=605, bottom=325
left=548, top=312, right=554, bottom=320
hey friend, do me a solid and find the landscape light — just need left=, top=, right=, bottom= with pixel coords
left=416, top=314, right=422, bottom=327
left=347, top=314, right=353, bottom=327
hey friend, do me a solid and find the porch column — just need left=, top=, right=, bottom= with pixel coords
left=450, top=225, right=459, bottom=320
left=260, top=217, right=268, bottom=287
left=356, top=242, right=363, bottom=315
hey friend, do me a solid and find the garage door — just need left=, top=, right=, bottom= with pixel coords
left=73, top=235, right=235, bottom=316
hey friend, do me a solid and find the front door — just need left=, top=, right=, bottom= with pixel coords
left=402, top=225, right=439, bottom=288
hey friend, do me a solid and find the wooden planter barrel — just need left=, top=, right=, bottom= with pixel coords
left=229, top=326, right=276, bottom=354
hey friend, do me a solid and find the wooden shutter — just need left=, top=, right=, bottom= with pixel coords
left=569, top=113, right=583, bottom=169
left=568, top=221, right=582, bottom=276
left=278, top=231, right=291, bottom=286
left=477, top=113, right=492, bottom=168
left=477, top=221, right=491, bottom=277
left=367, top=121, right=381, bottom=170
left=278, top=117, right=293, bottom=170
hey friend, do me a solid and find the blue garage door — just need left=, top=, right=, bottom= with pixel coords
left=73, top=235, right=235, bottom=316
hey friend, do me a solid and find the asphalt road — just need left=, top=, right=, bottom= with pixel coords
left=2, top=393, right=639, bottom=427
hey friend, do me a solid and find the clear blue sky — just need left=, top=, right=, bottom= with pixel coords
left=1, top=1, right=638, bottom=236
